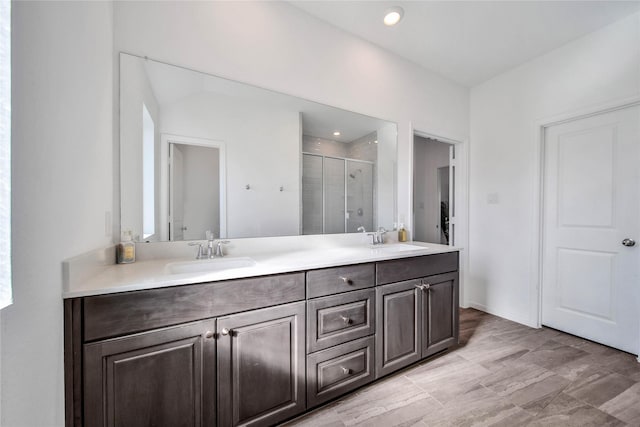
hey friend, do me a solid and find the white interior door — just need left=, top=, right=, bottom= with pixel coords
left=169, top=143, right=185, bottom=241
left=542, top=105, right=640, bottom=354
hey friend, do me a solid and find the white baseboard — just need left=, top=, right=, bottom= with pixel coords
left=466, top=301, right=537, bottom=329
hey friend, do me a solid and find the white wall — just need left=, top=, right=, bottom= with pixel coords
left=468, top=12, right=640, bottom=326
left=4, top=2, right=114, bottom=426
left=113, top=1, right=470, bottom=238
left=413, top=136, right=450, bottom=243
left=160, top=91, right=301, bottom=238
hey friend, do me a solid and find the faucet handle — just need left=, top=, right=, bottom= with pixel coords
left=214, top=240, right=230, bottom=257
left=189, top=242, right=206, bottom=259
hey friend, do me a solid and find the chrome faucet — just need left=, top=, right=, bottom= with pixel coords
left=372, top=227, right=387, bottom=245
left=363, top=226, right=386, bottom=245
left=189, top=233, right=230, bottom=259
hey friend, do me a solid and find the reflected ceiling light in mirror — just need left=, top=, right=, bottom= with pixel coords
left=333, top=131, right=341, bottom=136
left=383, top=6, right=404, bottom=26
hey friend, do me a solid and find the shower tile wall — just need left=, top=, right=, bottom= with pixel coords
left=303, top=136, right=349, bottom=158
left=302, top=133, right=377, bottom=162
left=346, top=161, right=374, bottom=233
left=347, top=132, right=377, bottom=163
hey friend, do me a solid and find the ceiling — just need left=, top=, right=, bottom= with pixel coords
left=290, top=1, right=640, bottom=87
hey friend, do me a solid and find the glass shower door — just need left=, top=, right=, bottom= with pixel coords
left=324, top=157, right=346, bottom=234
left=302, top=154, right=323, bottom=235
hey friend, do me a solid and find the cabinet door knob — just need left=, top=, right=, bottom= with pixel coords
left=340, top=315, right=351, bottom=325
left=415, top=284, right=425, bottom=290
left=220, top=328, right=230, bottom=336
left=204, top=331, right=215, bottom=339
left=423, top=283, right=431, bottom=290
left=340, top=366, right=351, bottom=375
left=339, top=276, right=351, bottom=284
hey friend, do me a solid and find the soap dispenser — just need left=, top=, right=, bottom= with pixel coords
left=398, top=223, right=408, bottom=242
left=117, top=230, right=136, bottom=264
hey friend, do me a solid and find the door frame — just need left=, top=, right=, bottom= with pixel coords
left=531, top=96, right=640, bottom=360
left=160, top=133, right=227, bottom=240
left=409, top=124, right=469, bottom=308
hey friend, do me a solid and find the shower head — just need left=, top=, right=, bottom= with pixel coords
left=349, top=169, right=362, bottom=179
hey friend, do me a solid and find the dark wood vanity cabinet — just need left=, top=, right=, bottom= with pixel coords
left=65, top=253, right=460, bottom=427
left=375, top=279, right=422, bottom=377
left=66, top=272, right=306, bottom=427
left=421, top=272, right=459, bottom=358
left=217, top=302, right=306, bottom=427
left=375, top=253, right=459, bottom=377
left=83, top=319, right=217, bottom=427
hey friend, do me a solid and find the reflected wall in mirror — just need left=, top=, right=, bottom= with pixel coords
left=120, top=53, right=397, bottom=241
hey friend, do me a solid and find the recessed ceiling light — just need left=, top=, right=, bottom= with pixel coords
left=384, top=6, right=404, bottom=26
left=333, top=131, right=341, bottom=136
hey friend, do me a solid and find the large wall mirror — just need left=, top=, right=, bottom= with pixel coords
left=120, top=53, right=397, bottom=241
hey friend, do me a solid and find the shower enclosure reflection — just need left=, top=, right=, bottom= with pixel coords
left=302, top=133, right=377, bottom=234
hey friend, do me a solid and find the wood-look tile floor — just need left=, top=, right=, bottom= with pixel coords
left=284, top=308, right=640, bottom=427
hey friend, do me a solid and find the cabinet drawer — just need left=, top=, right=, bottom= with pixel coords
left=307, top=263, right=375, bottom=298
left=376, top=253, right=458, bottom=285
left=307, top=336, right=375, bottom=408
left=307, top=289, right=375, bottom=353
left=83, top=272, right=305, bottom=341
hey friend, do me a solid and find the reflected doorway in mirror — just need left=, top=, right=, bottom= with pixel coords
left=161, top=134, right=227, bottom=241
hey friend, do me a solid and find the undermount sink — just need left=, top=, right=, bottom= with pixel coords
left=371, top=243, right=427, bottom=252
left=165, top=257, right=256, bottom=275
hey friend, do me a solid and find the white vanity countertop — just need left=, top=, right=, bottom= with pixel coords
left=63, top=240, right=460, bottom=299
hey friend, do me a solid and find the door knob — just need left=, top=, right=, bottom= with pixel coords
left=220, top=328, right=230, bottom=336
left=622, top=238, right=636, bottom=247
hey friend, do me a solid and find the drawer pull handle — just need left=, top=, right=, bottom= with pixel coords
left=340, top=366, right=351, bottom=375
left=339, top=276, right=352, bottom=285
left=340, top=315, right=351, bottom=325
left=204, top=331, right=215, bottom=339
left=220, top=328, right=231, bottom=336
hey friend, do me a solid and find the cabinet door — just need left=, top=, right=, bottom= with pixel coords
left=375, top=279, right=422, bottom=378
left=421, top=272, right=459, bottom=358
left=217, top=302, right=306, bottom=427
left=83, top=318, right=217, bottom=427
